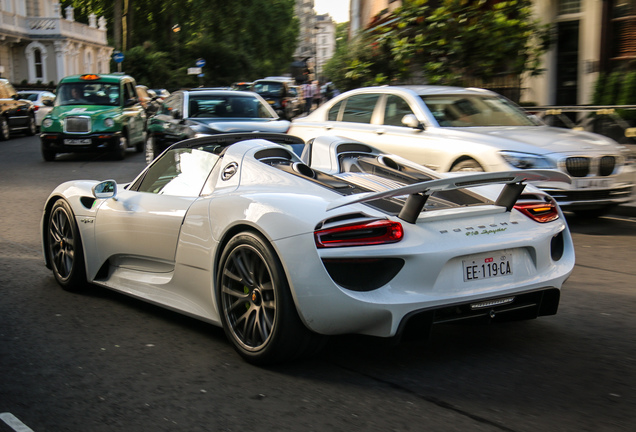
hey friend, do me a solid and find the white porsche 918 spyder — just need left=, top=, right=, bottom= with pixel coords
left=41, top=133, right=575, bottom=364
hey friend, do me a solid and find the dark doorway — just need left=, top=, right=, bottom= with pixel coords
left=556, top=20, right=580, bottom=106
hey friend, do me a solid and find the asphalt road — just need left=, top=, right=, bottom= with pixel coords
left=1, top=135, right=635, bottom=432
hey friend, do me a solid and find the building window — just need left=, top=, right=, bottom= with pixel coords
left=34, top=49, right=43, bottom=79
left=558, top=0, right=581, bottom=15
left=611, top=0, right=636, bottom=60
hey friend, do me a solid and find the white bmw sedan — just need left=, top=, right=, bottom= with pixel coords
left=289, top=85, right=634, bottom=216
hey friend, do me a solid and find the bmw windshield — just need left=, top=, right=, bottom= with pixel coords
left=421, top=95, right=537, bottom=127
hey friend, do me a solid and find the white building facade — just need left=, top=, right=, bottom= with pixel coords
left=0, top=0, right=112, bottom=86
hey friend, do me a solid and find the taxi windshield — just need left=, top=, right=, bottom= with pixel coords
left=56, top=83, right=121, bottom=107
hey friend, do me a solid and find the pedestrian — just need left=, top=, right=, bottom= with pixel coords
left=313, top=81, right=321, bottom=109
left=302, top=81, right=314, bottom=114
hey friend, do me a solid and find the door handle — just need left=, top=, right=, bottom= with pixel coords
left=324, top=125, right=332, bottom=130
left=375, top=129, right=385, bottom=135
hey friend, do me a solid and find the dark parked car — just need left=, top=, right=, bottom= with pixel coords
left=0, top=79, right=37, bottom=140
left=145, top=89, right=290, bottom=163
left=251, top=78, right=297, bottom=120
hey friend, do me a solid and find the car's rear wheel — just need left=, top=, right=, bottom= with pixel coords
left=450, top=158, right=484, bottom=172
left=26, top=115, right=37, bottom=136
left=46, top=200, right=86, bottom=291
left=217, top=232, right=323, bottom=364
left=114, top=135, right=127, bottom=160
left=0, top=117, right=9, bottom=140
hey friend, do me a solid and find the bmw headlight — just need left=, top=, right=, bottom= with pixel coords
left=499, top=151, right=556, bottom=169
left=42, top=118, right=53, bottom=128
left=104, top=118, right=115, bottom=127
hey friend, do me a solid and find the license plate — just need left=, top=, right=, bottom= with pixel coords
left=64, top=138, right=91, bottom=145
left=463, top=252, right=512, bottom=282
left=572, top=178, right=611, bottom=189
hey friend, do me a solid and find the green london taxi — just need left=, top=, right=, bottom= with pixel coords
left=40, top=73, right=146, bottom=161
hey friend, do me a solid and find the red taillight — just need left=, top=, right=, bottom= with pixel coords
left=514, top=201, right=559, bottom=223
left=314, top=219, right=404, bottom=248
left=281, top=99, right=287, bottom=108
left=33, top=105, right=39, bottom=111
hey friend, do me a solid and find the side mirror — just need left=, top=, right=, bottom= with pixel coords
left=171, top=109, right=183, bottom=120
left=43, top=99, right=54, bottom=107
left=124, top=98, right=138, bottom=107
left=92, top=180, right=117, bottom=200
left=402, top=114, right=425, bottom=130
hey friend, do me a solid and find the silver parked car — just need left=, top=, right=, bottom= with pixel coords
left=288, top=85, right=635, bottom=216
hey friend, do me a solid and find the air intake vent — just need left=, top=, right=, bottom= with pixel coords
left=564, top=157, right=590, bottom=177
left=65, top=117, right=91, bottom=133
left=598, top=156, right=615, bottom=176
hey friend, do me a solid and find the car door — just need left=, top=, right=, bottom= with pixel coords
left=93, top=147, right=217, bottom=268
left=122, top=81, right=146, bottom=142
left=155, top=92, right=188, bottom=142
left=365, top=93, right=447, bottom=170
left=320, top=93, right=382, bottom=143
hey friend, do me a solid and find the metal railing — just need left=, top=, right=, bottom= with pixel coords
left=526, top=105, right=636, bottom=144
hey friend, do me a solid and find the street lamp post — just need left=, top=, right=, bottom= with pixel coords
left=172, top=24, right=181, bottom=64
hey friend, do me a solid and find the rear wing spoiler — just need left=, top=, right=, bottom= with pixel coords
left=327, top=170, right=571, bottom=223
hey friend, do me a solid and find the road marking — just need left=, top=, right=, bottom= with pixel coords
left=602, top=215, right=636, bottom=223
left=0, top=413, right=35, bottom=432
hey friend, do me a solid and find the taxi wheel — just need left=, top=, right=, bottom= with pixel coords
left=114, top=135, right=127, bottom=160
left=0, top=117, right=9, bottom=140
left=42, top=145, right=56, bottom=161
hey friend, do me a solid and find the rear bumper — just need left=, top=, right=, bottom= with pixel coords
left=40, top=132, right=122, bottom=153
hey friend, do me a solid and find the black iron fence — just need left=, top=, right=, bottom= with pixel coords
left=525, top=105, right=636, bottom=145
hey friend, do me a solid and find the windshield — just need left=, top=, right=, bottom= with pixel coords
left=189, top=94, right=276, bottom=119
left=421, top=95, right=536, bottom=127
left=252, top=82, right=284, bottom=97
left=56, top=83, right=121, bottom=106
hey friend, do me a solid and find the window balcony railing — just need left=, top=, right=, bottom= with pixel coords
left=0, top=11, right=107, bottom=45
left=27, top=17, right=107, bottom=44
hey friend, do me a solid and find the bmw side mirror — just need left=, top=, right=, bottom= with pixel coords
left=172, top=109, right=182, bottom=120
left=92, top=180, right=117, bottom=200
left=402, top=114, right=425, bottom=130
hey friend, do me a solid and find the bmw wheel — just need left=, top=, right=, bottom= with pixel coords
left=450, top=158, right=484, bottom=172
left=0, top=117, right=9, bottom=140
left=217, top=232, right=322, bottom=364
left=47, top=200, right=86, bottom=291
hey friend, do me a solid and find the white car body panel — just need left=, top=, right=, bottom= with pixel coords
left=42, top=133, right=575, bottom=341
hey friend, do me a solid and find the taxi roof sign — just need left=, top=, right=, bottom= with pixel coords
left=80, top=74, right=101, bottom=81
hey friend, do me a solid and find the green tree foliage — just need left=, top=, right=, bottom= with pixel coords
left=60, top=0, right=299, bottom=88
left=325, top=0, right=550, bottom=91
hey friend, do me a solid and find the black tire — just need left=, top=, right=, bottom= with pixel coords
left=41, top=144, right=56, bottom=161
left=217, top=232, right=324, bottom=365
left=114, top=135, right=127, bottom=160
left=145, top=135, right=160, bottom=164
left=25, top=114, right=37, bottom=136
left=0, top=117, right=9, bottom=141
left=450, top=158, right=484, bottom=172
left=46, top=200, right=87, bottom=291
